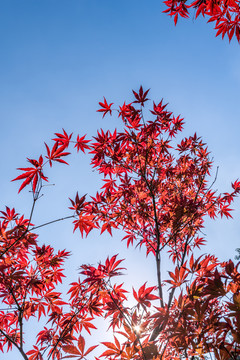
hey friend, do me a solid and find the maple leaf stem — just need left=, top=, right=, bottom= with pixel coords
left=19, top=345, right=29, bottom=360
left=140, top=108, right=146, bottom=126
left=151, top=224, right=198, bottom=342
left=7, top=287, right=25, bottom=350
left=167, top=232, right=192, bottom=309
left=205, top=341, right=214, bottom=360
left=156, top=252, right=164, bottom=307
left=30, top=215, right=75, bottom=232
left=142, top=173, right=164, bottom=306
left=0, top=328, right=28, bottom=360
left=19, top=310, right=23, bottom=349
left=207, top=165, right=219, bottom=192
left=103, top=280, right=132, bottom=328
left=160, top=339, right=170, bottom=360
left=47, top=303, right=86, bottom=360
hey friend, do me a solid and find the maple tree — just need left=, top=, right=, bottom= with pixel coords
left=161, top=0, right=240, bottom=43
left=1, top=87, right=240, bottom=360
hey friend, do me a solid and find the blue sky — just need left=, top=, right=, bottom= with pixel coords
left=0, top=0, right=240, bottom=358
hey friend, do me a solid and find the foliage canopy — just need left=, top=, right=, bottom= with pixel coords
left=0, top=87, right=240, bottom=360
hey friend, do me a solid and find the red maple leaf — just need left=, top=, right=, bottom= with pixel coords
left=97, top=97, right=113, bottom=118
left=132, top=86, right=150, bottom=106
left=12, top=156, right=48, bottom=193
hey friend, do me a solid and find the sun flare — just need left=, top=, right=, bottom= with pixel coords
left=133, top=325, right=141, bottom=333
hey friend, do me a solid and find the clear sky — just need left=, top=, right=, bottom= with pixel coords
left=0, top=1, right=239, bottom=358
